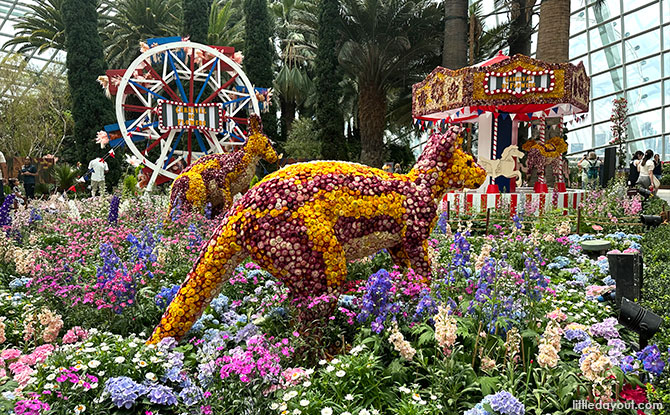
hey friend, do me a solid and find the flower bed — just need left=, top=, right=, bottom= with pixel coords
left=0, top=194, right=668, bottom=414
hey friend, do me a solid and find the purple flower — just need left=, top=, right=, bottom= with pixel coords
left=564, top=329, right=588, bottom=342
left=484, top=390, right=525, bottom=415
left=146, top=384, right=177, bottom=405
left=620, top=355, right=637, bottom=373
left=356, top=269, right=398, bottom=333
left=104, top=376, right=146, bottom=409
left=574, top=339, right=592, bottom=354
left=108, top=195, right=120, bottom=224
left=589, top=318, right=620, bottom=340
left=637, top=345, right=666, bottom=376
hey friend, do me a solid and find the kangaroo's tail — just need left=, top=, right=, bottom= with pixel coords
left=148, top=216, right=245, bottom=344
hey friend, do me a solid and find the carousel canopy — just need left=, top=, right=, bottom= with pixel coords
left=412, top=52, right=590, bottom=123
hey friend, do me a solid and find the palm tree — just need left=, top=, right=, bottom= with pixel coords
left=207, top=0, right=245, bottom=49
left=2, top=0, right=68, bottom=54
left=339, top=0, right=443, bottom=167
left=99, top=0, right=182, bottom=68
left=270, top=0, right=315, bottom=138
left=468, top=1, right=510, bottom=63
left=536, top=0, right=571, bottom=62
left=442, top=0, right=468, bottom=69
left=497, top=0, right=536, bottom=56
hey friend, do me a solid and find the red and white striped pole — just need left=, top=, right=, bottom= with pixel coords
left=534, top=115, right=549, bottom=193
left=487, top=113, right=500, bottom=193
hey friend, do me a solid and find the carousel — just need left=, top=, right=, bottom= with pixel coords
left=412, top=52, right=591, bottom=215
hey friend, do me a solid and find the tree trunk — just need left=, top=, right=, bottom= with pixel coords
left=358, top=85, right=387, bottom=168
left=508, top=0, right=535, bottom=56
left=280, top=97, right=296, bottom=141
left=536, top=0, right=571, bottom=62
left=442, top=0, right=468, bottom=69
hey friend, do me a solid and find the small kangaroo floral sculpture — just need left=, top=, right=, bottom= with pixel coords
left=167, top=115, right=278, bottom=218
left=149, top=126, right=486, bottom=343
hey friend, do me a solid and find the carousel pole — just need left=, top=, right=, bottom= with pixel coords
left=534, top=115, right=549, bottom=193
left=487, top=114, right=500, bottom=193
left=555, top=117, right=567, bottom=192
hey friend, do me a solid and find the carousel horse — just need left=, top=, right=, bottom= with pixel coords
left=478, top=145, right=525, bottom=187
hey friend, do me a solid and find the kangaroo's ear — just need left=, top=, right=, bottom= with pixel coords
left=249, top=115, right=263, bottom=135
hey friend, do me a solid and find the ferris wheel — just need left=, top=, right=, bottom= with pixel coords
left=111, top=38, right=261, bottom=191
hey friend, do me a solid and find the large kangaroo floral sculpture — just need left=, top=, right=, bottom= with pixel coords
left=149, top=126, right=486, bottom=343
left=167, top=115, right=278, bottom=217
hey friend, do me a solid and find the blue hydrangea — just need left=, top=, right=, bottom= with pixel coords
left=104, top=377, right=146, bottom=409
left=564, top=329, right=589, bottom=342
left=485, top=390, right=525, bottom=415
left=179, top=384, right=203, bottom=406
left=145, top=384, right=177, bottom=405
left=8, top=277, right=32, bottom=291
left=620, top=355, right=637, bottom=373
left=574, top=339, right=593, bottom=354
left=464, top=403, right=490, bottom=415
left=234, top=323, right=258, bottom=343
left=210, top=294, right=230, bottom=316
left=547, top=256, right=571, bottom=270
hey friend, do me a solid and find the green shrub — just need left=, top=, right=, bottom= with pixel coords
left=661, top=163, right=670, bottom=185
left=122, top=174, right=138, bottom=197
left=641, top=224, right=670, bottom=345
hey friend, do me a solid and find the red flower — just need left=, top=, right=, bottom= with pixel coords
left=619, top=383, right=647, bottom=405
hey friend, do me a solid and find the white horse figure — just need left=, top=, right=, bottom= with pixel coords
left=478, top=145, right=525, bottom=187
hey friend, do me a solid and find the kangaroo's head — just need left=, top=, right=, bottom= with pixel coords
left=410, top=126, right=486, bottom=198
left=246, top=115, right=279, bottom=163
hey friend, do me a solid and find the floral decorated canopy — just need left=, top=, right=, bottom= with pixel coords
left=412, top=52, right=590, bottom=124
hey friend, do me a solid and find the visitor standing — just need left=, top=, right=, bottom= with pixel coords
left=653, top=154, right=663, bottom=182
left=88, top=157, right=109, bottom=197
left=578, top=151, right=601, bottom=190
left=628, top=151, right=643, bottom=187
left=20, top=157, right=37, bottom=200
left=0, top=149, right=6, bottom=204
left=638, top=149, right=660, bottom=194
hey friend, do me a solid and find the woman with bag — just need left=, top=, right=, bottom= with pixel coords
left=637, top=149, right=660, bottom=194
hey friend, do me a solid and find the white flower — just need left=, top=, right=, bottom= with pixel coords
left=150, top=356, right=160, bottom=363
left=430, top=395, right=437, bottom=400
left=282, top=390, right=298, bottom=401
left=398, top=386, right=411, bottom=394
left=270, top=403, right=279, bottom=410
left=138, top=360, right=148, bottom=367
left=412, top=393, right=421, bottom=401
left=305, top=368, right=315, bottom=375
left=321, top=408, right=333, bottom=415
left=74, top=404, right=86, bottom=414
left=302, top=380, right=312, bottom=387
left=349, top=345, right=365, bottom=355
left=128, top=342, right=137, bottom=348
left=436, top=404, right=443, bottom=410
left=344, top=394, right=354, bottom=401
left=279, top=403, right=288, bottom=412
left=100, top=345, right=110, bottom=352
left=145, top=372, right=157, bottom=382
left=335, top=370, right=346, bottom=378
left=318, top=359, right=327, bottom=365
left=359, top=410, right=371, bottom=415
left=46, top=374, right=56, bottom=381
left=97, top=371, right=106, bottom=377
left=87, top=360, right=101, bottom=369
left=341, top=412, right=352, bottom=415
left=84, top=342, right=94, bottom=347
left=292, top=410, right=302, bottom=415
left=44, top=383, right=55, bottom=390
left=114, top=356, right=125, bottom=364
left=370, top=410, right=379, bottom=415
left=325, top=365, right=335, bottom=373
left=331, top=358, right=340, bottom=364
left=300, top=399, right=310, bottom=407
left=90, top=383, right=98, bottom=389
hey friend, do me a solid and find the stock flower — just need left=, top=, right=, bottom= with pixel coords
left=388, top=322, right=416, bottom=360
left=434, top=305, right=457, bottom=355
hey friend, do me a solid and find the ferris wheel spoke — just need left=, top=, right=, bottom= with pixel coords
left=130, top=79, right=170, bottom=102
left=143, top=130, right=172, bottom=155
left=187, top=130, right=193, bottom=164
left=164, top=129, right=186, bottom=169
left=143, top=60, right=181, bottom=102
left=126, top=110, right=152, bottom=132
left=193, top=130, right=208, bottom=154
left=147, top=131, right=175, bottom=191
left=196, top=58, right=219, bottom=104
left=189, top=48, right=195, bottom=103
left=202, top=73, right=239, bottom=104
left=204, top=130, right=224, bottom=154
left=166, top=52, right=188, bottom=101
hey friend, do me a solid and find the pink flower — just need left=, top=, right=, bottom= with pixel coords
left=592, top=224, right=603, bottom=231
left=1, top=349, right=21, bottom=361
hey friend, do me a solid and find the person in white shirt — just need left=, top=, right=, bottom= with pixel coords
left=637, top=149, right=660, bottom=194
left=88, top=158, right=109, bottom=197
left=0, top=150, right=6, bottom=203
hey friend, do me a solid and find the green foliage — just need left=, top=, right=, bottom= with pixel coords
left=1, top=0, right=67, bottom=54
left=641, top=224, right=670, bottom=345
left=386, top=141, right=415, bottom=169
left=99, top=0, right=182, bottom=68
left=182, top=0, right=212, bottom=43
left=346, top=250, right=393, bottom=282
left=122, top=174, right=139, bottom=197
left=315, top=0, right=347, bottom=160
left=243, top=0, right=279, bottom=142
left=661, top=163, right=670, bottom=185
left=0, top=57, right=73, bottom=159
left=643, top=195, right=669, bottom=215
left=50, top=163, right=79, bottom=193
left=208, top=0, right=245, bottom=48
left=63, top=0, right=115, bottom=170
left=283, top=117, right=321, bottom=160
